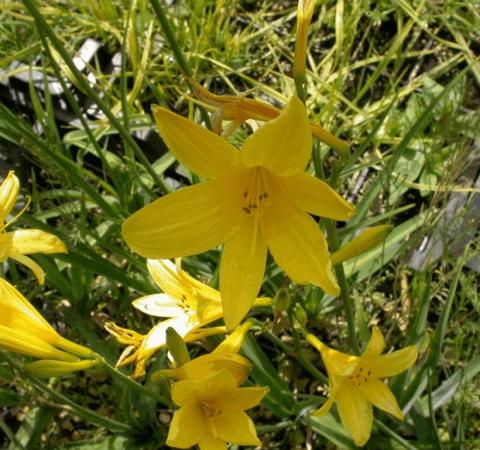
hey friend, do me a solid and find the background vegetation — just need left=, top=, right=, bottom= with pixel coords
left=0, top=0, right=479, bottom=448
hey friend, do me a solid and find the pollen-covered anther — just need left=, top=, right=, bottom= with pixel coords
left=200, top=401, right=221, bottom=418
left=348, top=366, right=371, bottom=386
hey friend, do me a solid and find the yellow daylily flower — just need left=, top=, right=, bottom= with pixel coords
left=293, top=0, right=315, bottom=81
left=153, top=319, right=255, bottom=385
left=106, top=260, right=269, bottom=378
left=0, top=171, right=67, bottom=284
left=167, top=369, right=267, bottom=450
left=189, top=78, right=349, bottom=154
left=0, top=277, right=95, bottom=362
left=123, top=97, right=355, bottom=329
left=307, top=327, right=418, bottom=447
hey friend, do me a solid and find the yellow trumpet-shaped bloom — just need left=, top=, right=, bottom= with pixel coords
left=0, top=171, right=67, bottom=284
left=189, top=78, right=349, bottom=154
left=106, top=260, right=270, bottom=378
left=123, top=97, right=355, bottom=329
left=307, top=327, right=418, bottom=447
left=167, top=369, right=267, bottom=450
left=0, top=278, right=95, bottom=362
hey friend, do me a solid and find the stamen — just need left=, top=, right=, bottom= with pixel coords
left=200, top=402, right=221, bottom=418
left=1, top=195, right=31, bottom=232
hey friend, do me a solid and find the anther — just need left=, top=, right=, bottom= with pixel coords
left=242, top=207, right=251, bottom=215
left=243, top=191, right=248, bottom=198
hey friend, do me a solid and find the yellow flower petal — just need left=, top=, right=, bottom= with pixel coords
left=368, top=346, right=418, bottom=378
left=198, top=435, right=227, bottom=450
left=220, top=219, right=267, bottom=329
left=212, top=410, right=261, bottom=446
left=240, top=96, right=312, bottom=176
left=362, top=326, right=385, bottom=359
left=0, top=278, right=57, bottom=340
left=0, top=171, right=19, bottom=223
left=213, top=320, right=253, bottom=355
left=147, top=258, right=221, bottom=307
left=330, top=225, right=392, bottom=265
left=336, top=381, right=373, bottom=447
left=9, top=254, right=45, bottom=285
left=132, top=293, right=185, bottom=317
left=122, top=178, right=241, bottom=259
left=25, top=359, right=98, bottom=378
left=216, top=386, right=268, bottom=411
left=357, top=378, right=404, bottom=420
left=5, top=229, right=67, bottom=255
left=167, top=405, right=207, bottom=448
left=278, top=173, right=355, bottom=220
left=312, top=395, right=336, bottom=417
left=260, top=190, right=339, bottom=295
left=122, top=179, right=240, bottom=258
left=152, top=106, right=240, bottom=179
left=154, top=353, right=251, bottom=386
left=172, top=369, right=236, bottom=407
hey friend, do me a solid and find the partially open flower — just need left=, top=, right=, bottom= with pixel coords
left=0, top=171, right=67, bottom=284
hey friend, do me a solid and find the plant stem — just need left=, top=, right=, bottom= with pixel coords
left=99, top=358, right=170, bottom=406
left=149, top=0, right=191, bottom=77
left=1, top=352, right=132, bottom=433
left=313, top=144, right=360, bottom=354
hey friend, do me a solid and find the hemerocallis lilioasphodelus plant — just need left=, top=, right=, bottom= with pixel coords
left=0, top=171, right=67, bottom=284
left=188, top=78, right=349, bottom=154
left=167, top=368, right=267, bottom=450
left=0, top=277, right=96, bottom=374
left=306, top=327, right=418, bottom=446
left=122, top=97, right=355, bottom=329
left=105, top=259, right=270, bottom=378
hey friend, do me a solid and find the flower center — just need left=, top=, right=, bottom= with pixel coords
left=347, top=366, right=372, bottom=386
left=241, top=167, right=270, bottom=216
left=200, top=401, right=221, bottom=418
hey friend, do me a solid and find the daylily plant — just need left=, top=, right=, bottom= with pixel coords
left=0, top=171, right=66, bottom=284
left=123, top=97, right=355, bottom=329
left=106, top=259, right=270, bottom=378
left=167, top=369, right=267, bottom=450
left=307, top=327, right=418, bottom=446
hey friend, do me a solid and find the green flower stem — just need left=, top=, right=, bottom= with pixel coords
left=313, top=145, right=360, bottom=355
left=98, top=357, right=170, bottom=406
left=22, top=0, right=169, bottom=195
left=254, top=321, right=327, bottom=383
left=149, top=0, right=191, bottom=77
left=149, top=0, right=211, bottom=129
left=1, top=352, right=132, bottom=433
left=257, top=420, right=295, bottom=434
left=374, top=419, right=418, bottom=450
